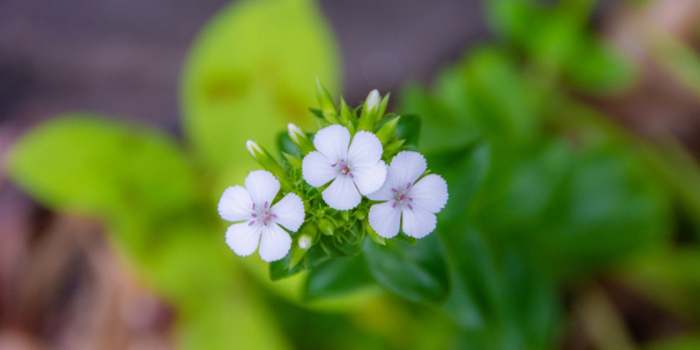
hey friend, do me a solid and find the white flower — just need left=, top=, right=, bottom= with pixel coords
left=368, top=151, right=448, bottom=239
left=302, top=125, right=387, bottom=210
left=218, top=170, right=305, bottom=262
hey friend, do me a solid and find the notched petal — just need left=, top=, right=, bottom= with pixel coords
left=245, top=170, right=280, bottom=206
left=272, top=193, right=305, bottom=232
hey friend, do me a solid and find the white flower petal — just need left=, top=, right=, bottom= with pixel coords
left=322, top=175, right=362, bottom=210
left=401, top=205, right=437, bottom=239
left=367, top=164, right=394, bottom=201
left=271, top=193, right=305, bottom=232
left=302, top=151, right=338, bottom=187
left=313, top=124, right=350, bottom=162
left=351, top=160, right=387, bottom=195
left=389, top=151, right=427, bottom=189
left=347, top=131, right=383, bottom=166
left=409, top=174, right=449, bottom=213
left=218, top=185, right=252, bottom=222
left=225, top=222, right=261, bottom=257
left=245, top=170, right=280, bottom=206
left=259, top=223, right=292, bottom=262
left=369, top=202, right=402, bottom=238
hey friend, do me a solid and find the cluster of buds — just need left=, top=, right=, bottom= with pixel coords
left=218, top=80, right=448, bottom=277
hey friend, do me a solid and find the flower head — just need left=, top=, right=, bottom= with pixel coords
left=302, top=125, right=387, bottom=210
left=368, top=151, right=448, bottom=239
left=218, top=170, right=305, bottom=262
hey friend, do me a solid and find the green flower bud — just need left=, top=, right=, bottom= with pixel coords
left=315, top=78, right=339, bottom=124
left=377, top=92, right=391, bottom=119
left=317, top=218, right=336, bottom=236
left=358, top=89, right=384, bottom=131
left=246, top=140, right=287, bottom=182
left=383, top=139, right=405, bottom=158
left=375, top=116, right=399, bottom=146
left=339, top=98, right=356, bottom=133
left=287, top=123, right=315, bottom=155
left=365, top=221, right=386, bottom=246
left=281, top=152, right=302, bottom=170
left=365, top=89, right=380, bottom=113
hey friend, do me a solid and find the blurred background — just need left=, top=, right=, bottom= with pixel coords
left=2, top=0, right=700, bottom=349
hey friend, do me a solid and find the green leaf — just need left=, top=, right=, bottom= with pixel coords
left=441, top=226, right=562, bottom=350
left=180, top=0, right=340, bottom=179
left=362, top=233, right=449, bottom=303
left=8, top=114, right=196, bottom=220
left=304, top=256, right=373, bottom=301
left=395, top=114, right=421, bottom=150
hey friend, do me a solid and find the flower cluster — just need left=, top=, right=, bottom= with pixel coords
left=217, top=81, right=448, bottom=269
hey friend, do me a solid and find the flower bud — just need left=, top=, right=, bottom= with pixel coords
left=365, top=89, right=380, bottom=113
left=287, top=123, right=315, bottom=155
left=358, top=89, right=382, bottom=131
left=317, top=218, right=336, bottom=236
left=315, top=78, right=339, bottom=124
left=246, top=140, right=287, bottom=182
left=339, top=98, right=357, bottom=133
left=298, top=235, right=312, bottom=250
left=375, top=116, right=399, bottom=146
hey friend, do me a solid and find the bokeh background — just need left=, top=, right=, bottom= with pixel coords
left=2, top=0, right=700, bottom=349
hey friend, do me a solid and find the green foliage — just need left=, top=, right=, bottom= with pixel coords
left=7, top=0, right=700, bottom=349
left=180, top=0, right=340, bottom=178
left=362, top=234, right=449, bottom=303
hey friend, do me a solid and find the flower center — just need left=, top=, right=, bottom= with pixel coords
left=391, top=182, right=413, bottom=209
left=249, top=201, right=277, bottom=226
left=331, top=159, right=354, bottom=179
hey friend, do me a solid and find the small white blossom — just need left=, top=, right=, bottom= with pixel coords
left=302, top=125, right=387, bottom=210
left=218, top=170, right=305, bottom=262
left=368, top=151, right=448, bottom=239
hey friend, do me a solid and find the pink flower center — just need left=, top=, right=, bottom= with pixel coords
left=331, top=159, right=354, bottom=179
left=391, top=182, right=413, bottom=209
left=249, top=201, right=277, bottom=226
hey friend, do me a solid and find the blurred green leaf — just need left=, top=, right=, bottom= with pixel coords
left=395, top=114, right=421, bottom=150
left=7, top=115, right=197, bottom=253
left=181, top=0, right=340, bottom=179
left=362, top=234, right=449, bottom=303
left=442, top=226, right=562, bottom=350
left=304, top=256, right=374, bottom=301
left=8, top=115, right=196, bottom=216
left=646, top=335, right=700, bottom=350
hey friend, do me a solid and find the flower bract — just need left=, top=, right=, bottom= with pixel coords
left=218, top=170, right=305, bottom=262
left=368, top=151, right=448, bottom=239
left=302, top=125, right=387, bottom=210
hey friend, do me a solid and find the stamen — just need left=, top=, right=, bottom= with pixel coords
left=248, top=221, right=255, bottom=226
left=391, top=188, right=398, bottom=193
left=331, top=163, right=337, bottom=167
left=251, top=213, right=257, bottom=218
left=270, top=214, right=277, bottom=218
left=407, top=204, right=413, bottom=210
left=252, top=203, right=256, bottom=210
left=406, top=182, right=411, bottom=190
left=264, top=201, right=269, bottom=209
left=392, top=202, right=397, bottom=208
left=349, top=173, right=354, bottom=179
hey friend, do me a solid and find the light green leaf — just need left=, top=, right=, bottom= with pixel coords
left=8, top=114, right=196, bottom=219
left=180, top=0, right=340, bottom=180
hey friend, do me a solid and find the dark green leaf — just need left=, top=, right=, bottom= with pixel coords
left=362, top=233, right=449, bottom=303
left=304, top=256, right=373, bottom=301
